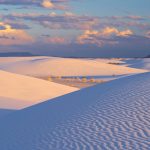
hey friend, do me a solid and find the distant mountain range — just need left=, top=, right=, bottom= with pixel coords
left=144, top=55, right=150, bottom=58
left=0, top=52, right=149, bottom=58
left=0, top=52, right=39, bottom=57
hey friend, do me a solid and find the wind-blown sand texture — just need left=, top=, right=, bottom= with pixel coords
left=0, top=109, right=15, bottom=118
left=0, top=73, right=150, bottom=149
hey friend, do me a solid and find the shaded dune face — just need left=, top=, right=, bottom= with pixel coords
left=0, top=73, right=150, bottom=149
left=128, top=59, right=150, bottom=70
left=0, top=109, right=15, bottom=118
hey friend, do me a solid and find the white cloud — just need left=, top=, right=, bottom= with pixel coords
left=0, top=22, right=34, bottom=45
left=78, top=27, right=133, bottom=47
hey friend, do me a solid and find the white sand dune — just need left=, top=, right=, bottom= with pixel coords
left=125, top=58, right=150, bottom=70
left=0, top=73, right=150, bottom=149
left=0, top=96, right=37, bottom=110
left=91, top=58, right=125, bottom=64
left=0, top=57, right=146, bottom=77
left=0, top=109, right=15, bottom=118
left=0, top=70, right=78, bottom=109
left=0, top=57, right=37, bottom=64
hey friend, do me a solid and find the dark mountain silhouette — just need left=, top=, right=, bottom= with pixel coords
left=0, top=52, right=39, bottom=57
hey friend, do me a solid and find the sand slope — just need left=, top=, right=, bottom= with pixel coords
left=0, top=70, right=78, bottom=109
left=0, top=73, right=150, bottom=149
left=0, top=109, right=15, bottom=118
left=0, top=57, right=146, bottom=76
left=127, top=58, right=150, bottom=70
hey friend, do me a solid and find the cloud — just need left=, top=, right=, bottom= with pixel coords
left=0, top=23, right=7, bottom=30
left=105, top=15, right=146, bottom=21
left=93, top=15, right=150, bottom=31
left=146, top=31, right=150, bottom=38
left=2, top=13, right=150, bottom=33
left=42, top=0, right=54, bottom=8
left=0, top=22, right=34, bottom=45
left=0, top=0, right=38, bottom=6
left=0, top=31, right=150, bottom=58
left=43, top=36, right=67, bottom=44
left=78, top=27, right=133, bottom=47
left=41, top=0, right=67, bottom=10
left=3, top=13, right=99, bottom=30
left=0, top=0, right=69, bottom=10
left=3, top=34, right=149, bottom=58
left=102, top=27, right=133, bottom=37
left=3, top=21, right=31, bottom=29
left=125, top=15, right=145, bottom=20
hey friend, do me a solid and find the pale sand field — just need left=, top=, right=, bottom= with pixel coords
left=0, top=57, right=146, bottom=77
left=0, top=73, right=150, bottom=149
left=0, top=57, right=150, bottom=149
left=0, top=70, right=78, bottom=109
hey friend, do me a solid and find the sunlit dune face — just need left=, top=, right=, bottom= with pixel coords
left=0, top=22, right=34, bottom=45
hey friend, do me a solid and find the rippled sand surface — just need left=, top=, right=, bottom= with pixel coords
left=0, top=73, right=150, bottom=150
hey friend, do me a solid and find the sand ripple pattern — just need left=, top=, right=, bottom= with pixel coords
left=0, top=73, right=150, bottom=150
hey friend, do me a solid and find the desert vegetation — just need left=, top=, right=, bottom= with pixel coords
left=46, top=76, right=106, bottom=88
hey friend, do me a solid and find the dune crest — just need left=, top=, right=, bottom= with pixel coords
left=0, top=57, right=147, bottom=76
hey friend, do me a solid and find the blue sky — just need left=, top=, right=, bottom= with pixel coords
left=0, top=0, right=150, bottom=57
left=71, top=0, right=149, bottom=15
